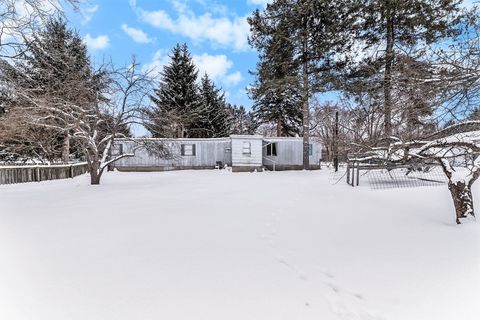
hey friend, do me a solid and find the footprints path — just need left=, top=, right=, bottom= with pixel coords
left=259, top=209, right=385, bottom=320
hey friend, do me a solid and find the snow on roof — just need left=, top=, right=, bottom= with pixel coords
left=229, top=135, right=264, bottom=139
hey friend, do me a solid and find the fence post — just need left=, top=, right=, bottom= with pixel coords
left=351, top=162, right=354, bottom=186
left=346, top=160, right=350, bottom=184
left=356, top=162, right=360, bottom=186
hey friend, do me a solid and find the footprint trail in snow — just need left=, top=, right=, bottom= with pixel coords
left=260, top=209, right=385, bottom=320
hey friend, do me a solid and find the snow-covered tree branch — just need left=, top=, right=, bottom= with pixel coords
left=0, top=0, right=78, bottom=60
left=353, top=121, right=480, bottom=224
left=3, top=46, right=173, bottom=184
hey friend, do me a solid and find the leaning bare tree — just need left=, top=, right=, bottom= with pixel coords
left=80, top=60, right=173, bottom=185
left=346, top=7, right=480, bottom=224
left=10, top=58, right=172, bottom=184
left=355, top=121, right=480, bottom=224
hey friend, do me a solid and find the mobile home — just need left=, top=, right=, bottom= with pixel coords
left=111, top=135, right=321, bottom=172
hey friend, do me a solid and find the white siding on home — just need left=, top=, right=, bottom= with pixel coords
left=263, top=137, right=322, bottom=168
left=110, top=136, right=323, bottom=171
left=231, top=135, right=263, bottom=167
left=113, top=138, right=231, bottom=170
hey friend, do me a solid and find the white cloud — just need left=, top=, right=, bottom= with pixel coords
left=194, top=53, right=232, bottom=80
left=143, top=51, right=243, bottom=86
left=121, top=24, right=153, bottom=44
left=83, top=34, right=109, bottom=50
left=139, top=9, right=176, bottom=30
left=81, top=4, right=99, bottom=25
left=142, top=49, right=171, bottom=74
left=224, top=71, right=243, bottom=86
left=247, top=0, right=272, bottom=6
left=170, top=0, right=189, bottom=13
left=137, top=8, right=250, bottom=51
left=193, top=53, right=243, bottom=86
left=191, top=0, right=228, bottom=15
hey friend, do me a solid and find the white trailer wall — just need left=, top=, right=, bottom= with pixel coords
left=111, top=138, right=231, bottom=171
left=263, top=137, right=322, bottom=170
left=230, top=135, right=263, bottom=172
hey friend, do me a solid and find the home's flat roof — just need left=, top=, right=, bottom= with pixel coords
left=264, top=137, right=302, bottom=141
left=114, top=136, right=320, bottom=142
left=230, top=135, right=264, bottom=139
left=115, top=137, right=231, bottom=142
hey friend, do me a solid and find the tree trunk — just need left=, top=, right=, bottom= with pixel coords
left=333, top=111, right=339, bottom=172
left=277, top=116, right=282, bottom=137
left=302, top=30, right=310, bottom=170
left=448, top=181, right=475, bottom=224
left=383, top=5, right=394, bottom=141
left=90, top=171, right=100, bottom=185
left=61, top=132, right=70, bottom=163
left=89, top=160, right=101, bottom=185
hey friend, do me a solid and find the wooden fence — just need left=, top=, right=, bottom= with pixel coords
left=0, top=162, right=89, bottom=185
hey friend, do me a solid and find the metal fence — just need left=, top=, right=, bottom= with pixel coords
left=345, top=160, right=447, bottom=190
left=0, top=162, right=89, bottom=185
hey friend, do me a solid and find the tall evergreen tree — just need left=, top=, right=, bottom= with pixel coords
left=249, top=0, right=354, bottom=168
left=16, top=17, right=93, bottom=162
left=350, top=0, right=461, bottom=141
left=194, top=73, right=231, bottom=138
left=228, top=104, right=258, bottom=135
left=248, top=8, right=302, bottom=137
left=144, top=43, right=201, bottom=138
left=394, top=54, right=439, bottom=139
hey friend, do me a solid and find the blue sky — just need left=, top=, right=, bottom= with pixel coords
left=65, top=0, right=271, bottom=110
left=65, top=0, right=476, bottom=114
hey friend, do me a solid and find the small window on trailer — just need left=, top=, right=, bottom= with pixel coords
left=266, top=142, right=277, bottom=156
left=242, top=141, right=251, bottom=154
left=308, top=144, right=313, bottom=156
left=181, top=144, right=196, bottom=156
left=111, top=143, right=123, bottom=156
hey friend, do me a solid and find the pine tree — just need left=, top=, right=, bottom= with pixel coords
left=394, top=54, right=439, bottom=139
left=351, top=0, right=461, bottom=141
left=16, top=17, right=94, bottom=162
left=193, top=73, right=231, bottom=138
left=228, top=104, right=258, bottom=135
left=248, top=8, right=302, bottom=137
left=248, top=0, right=354, bottom=168
left=144, top=43, right=201, bottom=138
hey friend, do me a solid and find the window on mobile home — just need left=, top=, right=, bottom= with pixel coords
left=266, top=143, right=277, bottom=156
left=308, top=144, right=313, bottom=156
left=111, top=143, right=123, bottom=156
left=181, top=144, right=196, bottom=156
left=242, top=141, right=251, bottom=154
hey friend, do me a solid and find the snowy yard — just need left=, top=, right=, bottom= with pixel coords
left=0, top=169, right=479, bottom=320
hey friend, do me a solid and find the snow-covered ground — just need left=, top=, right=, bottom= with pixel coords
left=0, top=169, right=479, bottom=320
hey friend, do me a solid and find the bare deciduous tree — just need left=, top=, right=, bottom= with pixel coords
left=0, top=0, right=78, bottom=59
left=9, top=59, right=172, bottom=184
left=355, top=122, right=480, bottom=224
